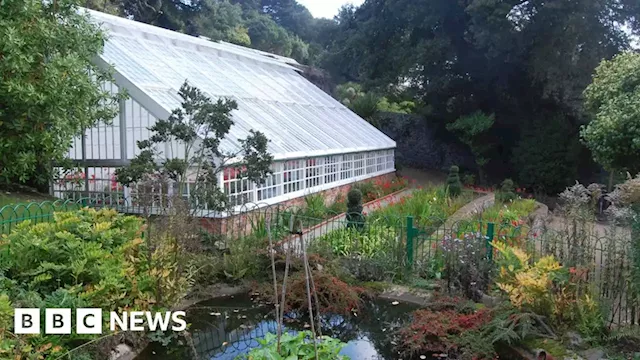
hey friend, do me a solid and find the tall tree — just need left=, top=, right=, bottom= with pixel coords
left=318, top=0, right=639, bottom=189
left=195, top=0, right=251, bottom=45
left=0, top=0, right=122, bottom=188
left=582, top=52, right=640, bottom=176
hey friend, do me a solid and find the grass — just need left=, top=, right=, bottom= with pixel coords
left=0, top=189, right=56, bottom=208
left=473, top=198, right=537, bottom=225
left=367, top=186, right=478, bottom=229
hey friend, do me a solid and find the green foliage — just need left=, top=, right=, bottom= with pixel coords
left=318, top=0, right=640, bottom=192
left=369, top=186, right=474, bottom=228
left=446, top=165, right=463, bottom=197
left=447, top=112, right=495, bottom=183
left=346, top=189, right=364, bottom=229
left=302, top=194, right=326, bottom=219
left=496, top=179, right=517, bottom=204
left=575, top=294, right=607, bottom=341
left=512, top=113, right=583, bottom=194
left=0, top=0, right=122, bottom=187
left=462, top=174, right=476, bottom=187
left=116, top=81, right=272, bottom=212
left=317, top=226, right=398, bottom=260
left=240, top=331, right=349, bottom=360
left=195, top=0, right=251, bottom=46
left=335, top=83, right=415, bottom=126
left=350, top=181, right=376, bottom=202
left=326, top=194, right=347, bottom=215
left=582, top=52, right=640, bottom=174
left=480, top=303, right=543, bottom=346
left=0, top=208, right=191, bottom=358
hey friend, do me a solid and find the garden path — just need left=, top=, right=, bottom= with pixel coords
left=443, top=192, right=495, bottom=229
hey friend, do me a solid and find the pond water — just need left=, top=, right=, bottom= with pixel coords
left=135, top=294, right=421, bottom=360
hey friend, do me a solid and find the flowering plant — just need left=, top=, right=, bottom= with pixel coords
left=441, top=232, right=493, bottom=300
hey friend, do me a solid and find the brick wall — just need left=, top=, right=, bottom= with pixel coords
left=199, top=172, right=397, bottom=237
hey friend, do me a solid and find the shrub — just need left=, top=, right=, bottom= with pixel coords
left=492, top=241, right=580, bottom=324
left=255, top=271, right=366, bottom=316
left=346, top=188, right=365, bottom=229
left=495, top=179, right=517, bottom=203
left=242, top=331, right=348, bottom=359
left=446, top=165, right=462, bottom=197
left=302, top=193, right=327, bottom=219
left=0, top=208, right=191, bottom=359
left=396, top=302, right=493, bottom=358
left=350, top=181, right=377, bottom=202
left=463, top=174, right=476, bottom=186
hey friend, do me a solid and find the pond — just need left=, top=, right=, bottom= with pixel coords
left=135, top=294, right=421, bottom=360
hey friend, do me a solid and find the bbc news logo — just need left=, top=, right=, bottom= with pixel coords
left=14, top=309, right=186, bottom=334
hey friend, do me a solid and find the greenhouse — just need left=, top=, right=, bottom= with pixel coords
left=52, top=8, right=396, bottom=213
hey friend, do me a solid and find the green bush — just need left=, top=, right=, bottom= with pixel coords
left=240, top=331, right=348, bottom=359
left=496, top=178, right=517, bottom=203
left=0, top=208, right=191, bottom=359
left=462, top=173, right=476, bottom=186
left=346, top=188, right=365, bottom=229
left=302, top=193, right=327, bottom=219
left=446, top=165, right=462, bottom=197
left=350, top=181, right=377, bottom=202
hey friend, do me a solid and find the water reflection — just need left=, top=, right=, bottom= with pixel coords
left=136, top=294, right=419, bottom=360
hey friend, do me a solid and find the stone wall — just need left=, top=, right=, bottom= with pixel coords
left=199, top=172, right=397, bottom=236
left=377, top=113, right=476, bottom=172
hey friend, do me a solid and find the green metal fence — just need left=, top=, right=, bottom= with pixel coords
left=0, top=199, right=85, bottom=235
left=2, top=198, right=638, bottom=326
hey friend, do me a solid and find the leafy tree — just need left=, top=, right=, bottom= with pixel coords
left=446, top=112, right=495, bottom=184
left=195, top=0, right=251, bottom=46
left=335, top=82, right=414, bottom=126
left=116, top=81, right=273, bottom=212
left=0, top=0, right=122, bottom=188
left=512, top=113, right=582, bottom=193
left=581, top=52, right=640, bottom=176
left=245, top=13, right=294, bottom=57
left=318, top=0, right=640, bottom=191
left=84, top=0, right=123, bottom=15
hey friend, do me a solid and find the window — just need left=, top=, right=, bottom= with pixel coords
left=341, top=154, right=353, bottom=180
left=257, top=165, right=282, bottom=201
left=283, top=160, right=303, bottom=194
left=376, top=151, right=385, bottom=172
left=386, top=150, right=394, bottom=170
left=324, top=156, right=339, bottom=184
left=353, top=153, right=365, bottom=177
left=305, top=158, right=323, bottom=188
left=223, top=167, right=254, bottom=207
left=366, top=152, right=376, bottom=174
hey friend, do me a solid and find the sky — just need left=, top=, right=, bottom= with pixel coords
left=297, top=0, right=365, bottom=19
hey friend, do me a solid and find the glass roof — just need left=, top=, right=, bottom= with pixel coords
left=86, top=9, right=396, bottom=160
